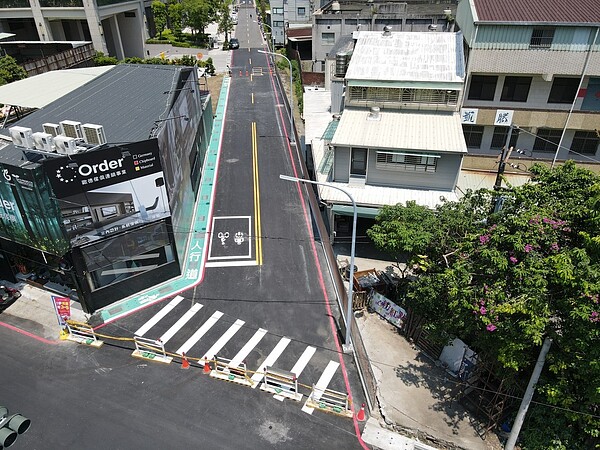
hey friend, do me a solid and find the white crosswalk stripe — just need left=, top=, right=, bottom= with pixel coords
left=301, top=360, right=340, bottom=414
left=176, top=311, right=223, bottom=355
left=159, top=303, right=203, bottom=344
left=200, top=319, right=245, bottom=364
left=290, top=346, right=317, bottom=377
left=134, top=295, right=184, bottom=337
left=228, top=328, right=268, bottom=368
left=250, top=337, right=291, bottom=388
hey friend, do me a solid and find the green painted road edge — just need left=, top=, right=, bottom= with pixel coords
left=97, top=77, right=231, bottom=324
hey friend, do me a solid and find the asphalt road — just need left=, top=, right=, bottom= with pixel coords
left=0, top=326, right=360, bottom=449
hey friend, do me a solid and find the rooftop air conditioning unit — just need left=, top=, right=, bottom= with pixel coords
left=82, top=124, right=107, bottom=145
left=54, top=135, right=78, bottom=155
left=60, top=120, right=83, bottom=139
left=43, top=123, right=61, bottom=137
left=9, top=126, right=34, bottom=149
left=32, top=132, right=55, bottom=152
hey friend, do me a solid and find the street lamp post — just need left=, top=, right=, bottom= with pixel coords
left=255, top=21, right=275, bottom=53
left=280, top=174, right=356, bottom=352
left=258, top=50, right=296, bottom=144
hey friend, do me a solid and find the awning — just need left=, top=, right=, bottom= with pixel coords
left=331, top=204, right=381, bottom=219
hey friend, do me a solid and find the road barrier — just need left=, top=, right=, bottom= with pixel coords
left=210, top=356, right=253, bottom=386
left=260, top=367, right=302, bottom=401
left=305, top=386, right=352, bottom=417
left=131, top=336, right=172, bottom=364
left=65, top=320, right=103, bottom=347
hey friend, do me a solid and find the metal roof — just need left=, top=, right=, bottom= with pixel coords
left=331, top=108, right=467, bottom=154
left=0, top=66, right=114, bottom=109
left=472, top=0, right=600, bottom=23
left=0, top=64, right=191, bottom=164
left=345, top=31, right=465, bottom=83
left=456, top=169, right=532, bottom=194
left=303, top=87, right=335, bottom=145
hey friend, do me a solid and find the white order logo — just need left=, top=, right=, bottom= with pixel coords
left=2, top=168, right=11, bottom=182
left=56, top=158, right=124, bottom=183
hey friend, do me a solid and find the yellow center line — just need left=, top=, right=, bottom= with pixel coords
left=252, top=122, right=263, bottom=265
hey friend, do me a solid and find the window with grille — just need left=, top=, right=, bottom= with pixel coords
left=347, top=86, right=457, bottom=106
left=501, top=76, right=531, bottom=102
left=273, top=21, right=284, bottom=27
left=570, top=131, right=599, bottom=155
left=297, top=7, right=305, bottom=15
left=272, top=7, right=283, bottom=14
left=548, top=77, right=579, bottom=104
left=376, top=152, right=438, bottom=172
left=462, top=125, right=484, bottom=149
left=322, top=32, right=335, bottom=44
left=530, top=28, right=555, bottom=48
left=533, top=129, right=562, bottom=152
left=491, top=126, right=520, bottom=149
left=468, top=75, right=498, bottom=101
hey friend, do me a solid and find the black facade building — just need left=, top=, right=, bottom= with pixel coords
left=0, top=64, right=213, bottom=312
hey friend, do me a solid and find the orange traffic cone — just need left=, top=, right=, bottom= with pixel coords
left=356, top=403, right=366, bottom=422
left=181, top=353, right=190, bottom=369
left=203, top=357, right=211, bottom=374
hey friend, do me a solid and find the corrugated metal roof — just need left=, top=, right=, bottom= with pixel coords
left=456, top=170, right=532, bottom=194
left=0, top=66, right=114, bottom=109
left=345, top=31, right=465, bottom=83
left=473, top=0, right=600, bottom=23
left=331, top=108, right=467, bottom=154
left=6, top=64, right=186, bottom=144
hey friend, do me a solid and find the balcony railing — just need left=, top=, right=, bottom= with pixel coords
left=1, top=0, right=30, bottom=8
left=96, top=0, right=137, bottom=6
left=39, top=0, right=83, bottom=6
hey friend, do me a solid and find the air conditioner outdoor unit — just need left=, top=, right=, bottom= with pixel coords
left=42, top=123, right=61, bottom=137
left=82, top=123, right=107, bottom=145
left=32, top=132, right=55, bottom=152
left=54, top=135, right=78, bottom=155
left=9, top=126, right=34, bottom=149
left=59, top=120, right=83, bottom=139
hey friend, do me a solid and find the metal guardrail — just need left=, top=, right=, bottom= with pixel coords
left=131, top=336, right=172, bottom=364
left=65, top=320, right=103, bottom=347
left=305, top=385, right=352, bottom=418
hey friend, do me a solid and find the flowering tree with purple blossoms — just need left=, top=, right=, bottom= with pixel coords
left=373, top=162, right=599, bottom=449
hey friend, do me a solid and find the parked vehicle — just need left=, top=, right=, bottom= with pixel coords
left=0, top=285, right=21, bottom=311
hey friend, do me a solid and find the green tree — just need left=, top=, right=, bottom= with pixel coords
left=217, top=1, right=234, bottom=43
left=152, top=0, right=168, bottom=38
left=374, top=161, right=600, bottom=449
left=168, top=1, right=184, bottom=39
left=183, top=0, right=217, bottom=35
left=0, top=55, right=27, bottom=86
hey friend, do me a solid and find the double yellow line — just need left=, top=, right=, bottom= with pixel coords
left=252, top=121, right=263, bottom=265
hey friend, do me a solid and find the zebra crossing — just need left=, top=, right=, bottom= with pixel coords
left=131, top=296, right=342, bottom=413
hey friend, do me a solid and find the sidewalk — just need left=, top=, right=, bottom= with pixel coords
left=337, top=252, right=503, bottom=450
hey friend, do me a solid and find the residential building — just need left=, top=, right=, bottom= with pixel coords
left=312, top=0, right=457, bottom=72
left=457, top=0, right=600, bottom=164
left=270, top=0, right=313, bottom=47
left=0, top=0, right=147, bottom=59
left=305, top=30, right=467, bottom=238
left=0, top=64, right=213, bottom=312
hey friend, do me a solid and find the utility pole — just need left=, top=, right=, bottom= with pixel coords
left=504, top=337, right=553, bottom=450
left=493, top=124, right=515, bottom=213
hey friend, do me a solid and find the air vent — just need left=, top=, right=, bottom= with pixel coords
left=54, top=136, right=78, bottom=155
left=383, top=25, right=392, bottom=36
left=9, top=126, right=34, bottom=149
left=367, top=106, right=381, bottom=121
left=59, top=120, right=83, bottom=139
left=43, top=123, right=61, bottom=137
left=335, top=52, right=350, bottom=78
left=82, top=124, right=107, bottom=145
left=32, top=132, right=55, bottom=152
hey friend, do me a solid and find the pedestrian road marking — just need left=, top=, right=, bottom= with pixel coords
left=176, top=311, right=223, bottom=355
left=301, top=360, right=340, bottom=414
left=290, top=346, right=317, bottom=377
left=134, top=295, right=184, bottom=337
left=228, top=328, right=268, bottom=368
left=200, top=319, right=245, bottom=364
left=159, top=303, right=203, bottom=344
left=250, top=337, right=291, bottom=388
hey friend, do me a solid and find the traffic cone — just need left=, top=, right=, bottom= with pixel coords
left=181, top=352, right=190, bottom=369
left=356, top=403, right=366, bottom=422
left=203, top=357, right=211, bottom=374
left=239, top=70, right=242, bottom=76
left=246, top=70, right=249, bottom=76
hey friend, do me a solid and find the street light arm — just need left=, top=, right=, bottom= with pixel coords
left=279, top=174, right=356, bottom=351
